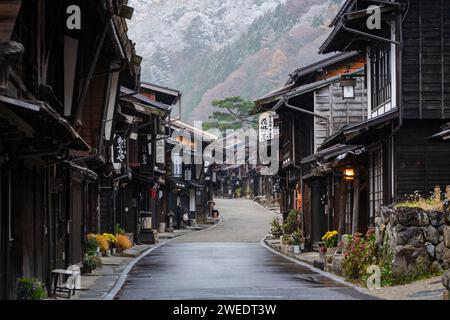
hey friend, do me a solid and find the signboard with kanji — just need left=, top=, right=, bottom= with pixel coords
left=259, top=111, right=276, bottom=142
left=156, top=134, right=165, bottom=164
left=113, top=135, right=127, bottom=164
left=172, top=154, right=183, bottom=178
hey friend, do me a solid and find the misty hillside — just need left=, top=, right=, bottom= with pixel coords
left=128, top=0, right=344, bottom=121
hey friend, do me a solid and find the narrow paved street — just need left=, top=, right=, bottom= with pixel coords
left=116, top=199, right=372, bottom=300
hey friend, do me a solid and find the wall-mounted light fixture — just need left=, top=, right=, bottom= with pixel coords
left=343, top=168, right=355, bottom=182
left=340, top=76, right=356, bottom=99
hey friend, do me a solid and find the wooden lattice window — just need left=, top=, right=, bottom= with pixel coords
left=370, top=42, right=391, bottom=110
left=369, top=149, right=384, bottom=221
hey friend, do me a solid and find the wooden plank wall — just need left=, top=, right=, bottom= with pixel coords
left=401, top=0, right=450, bottom=119
left=100, top=180, right=114, bottom=233
left=80, top=75, right=108, bottom=148
left=314, top=78, right=367, bottom=152
left=395, top=120, right=450, bottom=199
left=0, top=1, right=22, bottom=41
left=69, top=172, right=84, bottom=266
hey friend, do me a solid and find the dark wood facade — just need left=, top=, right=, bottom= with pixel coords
left=314, top=0, right=450, bottom=236
left=0, top=0, right=139, bottom=299
left=254, top=52, right=369, bottom=244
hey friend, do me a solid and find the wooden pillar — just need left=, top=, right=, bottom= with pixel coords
left=338, top=180, right=347, bottom=235
left=352, top=177, right=360, bottom=235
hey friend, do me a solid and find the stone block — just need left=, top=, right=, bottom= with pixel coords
left=427, top=211, right=446, bottom=227
left=444, top=226, right=450, bottom=249
left=396, top=206, right=430, bottom=227
left=423, top=225, right=440, bottom=245
left=425, top=242, right=436, bottom=259
left=392, top=245, right=429, bottom=277
left=394, top=225, right=424, bottom=247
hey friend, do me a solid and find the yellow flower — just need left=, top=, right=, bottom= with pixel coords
left=102, top=233, right=117, bottom=245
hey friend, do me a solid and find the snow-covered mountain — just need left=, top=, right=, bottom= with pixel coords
left=128, top=0, right=343, bottom=121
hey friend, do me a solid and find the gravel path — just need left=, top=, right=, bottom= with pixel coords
left=367, top=276, right=444, bottom=300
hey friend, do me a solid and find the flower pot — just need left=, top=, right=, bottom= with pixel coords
left=105, top=249, right=111, bottom=257
left=293, top=245, right=301, bottom=254
left=319, top=247, right=327, bottom=260
left=111, top=248, right=116, bottom=256
left=271, top=231, right=282, bottom=239
left=327, top=247, right=338, bottom=255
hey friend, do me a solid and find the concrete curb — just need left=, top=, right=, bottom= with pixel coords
left=253, top=201, right=377, bottom=298
left=101, top=219, right=222, bottom=300
left=259, top=236, right=380, bottom=299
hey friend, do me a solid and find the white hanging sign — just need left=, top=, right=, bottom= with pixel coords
left=259, top=111, right=275, bottom=142
left=156, top=134, right=165, bottom=164
left=172, top=154, right=183, bottom=178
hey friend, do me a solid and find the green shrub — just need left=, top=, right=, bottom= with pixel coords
left=86, top=237, right=99, bottom=256
left=291, top=230, right=304, bottom=245
left=270, top=218, right=282, bottom=234
left=282, top=234, right=293, bottom=245
left=283, top=210, right=300, bottom=234
left=83, top=255, right=102, bottom=272
left=115, top=224, right=126, bottom=235
left=342, top=231, right=377, bottom=282
left=342, top=229, right=442, bottom=287
left=17, top=278, right=46, bottom=300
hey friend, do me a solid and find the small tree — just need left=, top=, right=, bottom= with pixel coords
left=203, top=96, right=256, bottom=133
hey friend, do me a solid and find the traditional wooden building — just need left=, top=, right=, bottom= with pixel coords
left=316, top=0, right=450, bottom=236
left=254, top=52, right=368, bottom=244
left=115, top=84, right=175, bottom=242
left=168, top=120, right=216, bottom=224
left=0, top=0, right=140, bottom=298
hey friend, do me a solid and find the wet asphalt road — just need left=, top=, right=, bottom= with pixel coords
left=116, top=199, right=372, bottom=300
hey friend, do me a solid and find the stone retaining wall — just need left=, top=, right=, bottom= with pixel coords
left=375, top=206, right=450, bottom=276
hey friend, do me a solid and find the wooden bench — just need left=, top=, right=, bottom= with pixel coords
left=51, top=267, right=80, bottom=299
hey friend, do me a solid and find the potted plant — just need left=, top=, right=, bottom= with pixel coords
left=270, top=218, right=283, bottom=238
left=82, top=255, right=96, bottom=273
left=116, top=224, right=134, bottom=246
left=93, top=234, right=109, bottom=256
left=319, top=243, right=327, bottom=260
left=102, top=233, right=117, bottom=256
left=86, top=234, right=100, bottom=256
left=322, top=230, right=339, bottom=255
left=17, top=278, right=46, bottom=300
left=82, top=255, right=102, bottom=274
left=282, top=210, right=300, bottom=235
left=291, top=230, right=303, bottom=254
left=115, top=234, right=132, bottom=253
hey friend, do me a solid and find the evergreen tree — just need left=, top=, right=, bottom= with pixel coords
left=203, top=97, right=256, bottom=132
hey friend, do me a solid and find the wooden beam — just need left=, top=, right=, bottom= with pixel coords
left=338, top=180, right=347, bottom=235
left=352, top=177, right=360, bottom=234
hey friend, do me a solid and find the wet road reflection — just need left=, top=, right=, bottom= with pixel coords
left=116, top=199, right=373, bottom=300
